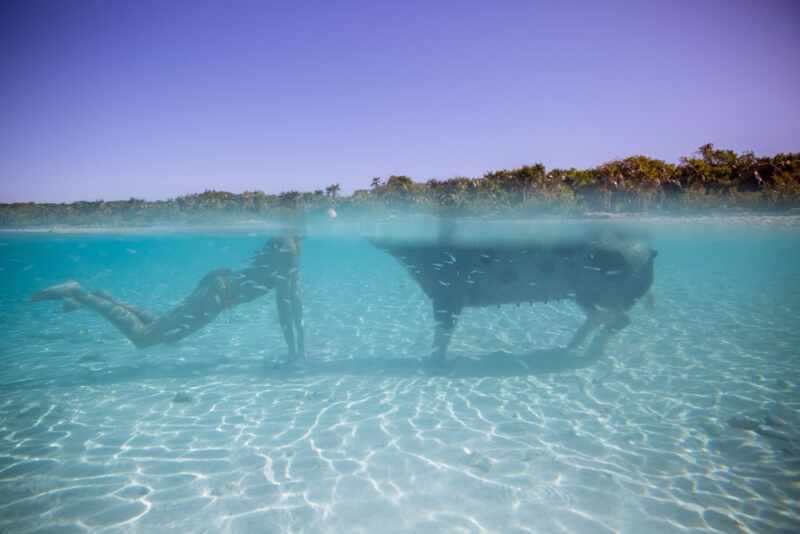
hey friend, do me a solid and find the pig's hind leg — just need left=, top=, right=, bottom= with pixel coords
left=431, top=299, right=462, bottom=365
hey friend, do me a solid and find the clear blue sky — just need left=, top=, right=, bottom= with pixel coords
left=1, top=0, right=798, bottom=202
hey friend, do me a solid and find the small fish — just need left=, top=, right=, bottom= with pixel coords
left=438, top=280, right=451, bottom=287
left=444, top=253, right=457, bottom=264
left=172, top=392, right=193, bottom=404
left=583, top=265, right=602, bottom=271
left=605, top=270, right=622, bottom=276
left=126, top=248, right=137, bottom=254
left=432, top=263, right=444, bottom=268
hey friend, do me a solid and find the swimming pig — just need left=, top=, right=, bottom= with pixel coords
left=372, top=225, right=656, bottom=363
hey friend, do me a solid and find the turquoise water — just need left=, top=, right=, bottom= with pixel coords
left=1, top=217, right=799, bottom=533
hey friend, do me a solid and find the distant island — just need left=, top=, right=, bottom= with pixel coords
left=2, top=144, right=799, bottom=228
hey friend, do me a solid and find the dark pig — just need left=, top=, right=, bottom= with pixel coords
left=372, top=224, right=656, bottom=363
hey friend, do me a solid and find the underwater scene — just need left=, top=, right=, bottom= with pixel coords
left=1, top=216, right=799, bottom=533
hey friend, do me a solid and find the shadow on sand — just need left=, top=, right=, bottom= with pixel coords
left=0, top=346, right=607, bottom=391
left=280, top=347, right=605, bottom=379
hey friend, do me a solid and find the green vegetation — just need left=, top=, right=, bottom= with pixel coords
left=2, top=145, right=799, bottom=227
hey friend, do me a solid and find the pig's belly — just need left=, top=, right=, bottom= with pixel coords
left=463, top=272, right=573, bottom=307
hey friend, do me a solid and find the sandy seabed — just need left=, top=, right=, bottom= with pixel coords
left=2, top=308, right=798, bottom=533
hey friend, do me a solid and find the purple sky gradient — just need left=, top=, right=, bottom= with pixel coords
left=1, top=0, right=798, bottom=202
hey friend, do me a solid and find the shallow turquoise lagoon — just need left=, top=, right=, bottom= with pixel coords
left=1, top=217, right=798, bottom=533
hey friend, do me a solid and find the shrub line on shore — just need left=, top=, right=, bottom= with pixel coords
left=3, top=144, right=799, bottom=227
